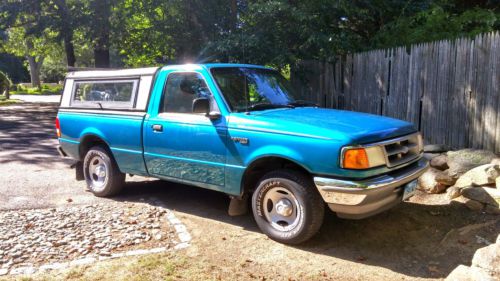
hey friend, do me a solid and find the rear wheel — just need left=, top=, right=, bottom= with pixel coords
left=252, top=169, right=324, bottom=244
left=83, top=145, right=125, bottom=197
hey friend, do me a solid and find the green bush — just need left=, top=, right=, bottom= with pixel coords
left=41, top=63, right=67, bottom=83
left=0, top=71, right=12, bottom=95
left=10, top=83, right=62, bottom=95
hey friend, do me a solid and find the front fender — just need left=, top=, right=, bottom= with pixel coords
left=245, top=145, right=311, bottom=172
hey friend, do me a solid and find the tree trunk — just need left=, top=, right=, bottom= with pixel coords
left=53, top=0, right=77, bottom=67
left=5, top=87, right=9, bottom=100
left=25, top=40, right=43, bottom=89
left=91, top=0, right=111, bottom=68
left=230, top=0, right=238, bottom=31
left=26, top=56, right=43, bottom=90
left=64, top=37, right=76, bottom=67
left=94, top=49, right=110, bottom=68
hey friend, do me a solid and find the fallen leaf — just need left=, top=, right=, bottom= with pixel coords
left=356, top=256, right=367, bottom=262
left=24, top=223, right=34, bottom=230
left=428, top=265, right=440, bottom=273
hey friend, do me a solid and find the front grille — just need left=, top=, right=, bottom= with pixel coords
left=382, top=134, right=421, bottom=167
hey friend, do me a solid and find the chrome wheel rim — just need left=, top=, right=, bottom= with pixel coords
left=88, top=156, right=108, bottom=192
left=262, top=187, right=301, bottom=232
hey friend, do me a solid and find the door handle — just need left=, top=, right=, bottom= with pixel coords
left=152, top=124, right=163, bottom=132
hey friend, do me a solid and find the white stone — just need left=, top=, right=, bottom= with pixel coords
left=178, top=232, right=192, bottom=243
left=0, top=268, right=8, bottom=276
left=69, top=257, right=96, bottom=266
left=125, top=249, right=150, bottom=256
left=174, top=243, right=190, bottom=250
left=174, top=224, right=187, bottom=233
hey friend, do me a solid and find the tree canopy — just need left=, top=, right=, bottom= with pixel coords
left=0, top=0, right=498, bottom=84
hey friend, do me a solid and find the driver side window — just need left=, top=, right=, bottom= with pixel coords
left=161, top=72, right=211, bottom=114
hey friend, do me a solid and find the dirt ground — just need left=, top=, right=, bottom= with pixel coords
left=0, top=101, right=498, bottom=280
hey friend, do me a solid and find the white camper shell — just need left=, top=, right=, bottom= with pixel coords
left=60, top=67, right=159, bottom=111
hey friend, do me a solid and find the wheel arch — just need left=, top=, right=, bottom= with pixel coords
left=240, top=155, right=312, bottom=196
left=79, top=133, right=112, bottom=160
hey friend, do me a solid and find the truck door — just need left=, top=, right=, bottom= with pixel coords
left=143, top=71, right=228, bottom=191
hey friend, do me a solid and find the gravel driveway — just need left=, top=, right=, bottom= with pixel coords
left=0, top=102, right=498, bottom=280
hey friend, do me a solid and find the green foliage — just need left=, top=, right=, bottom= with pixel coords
left=41, top=63, right=66, bottom=83
left=40, top=46, right=67, bottom=83
left=11, top=83, right=63, bottom=95
left=206, top=0, right=438, bottom=67
left=372, top=6, right=500, bottom=48
left=0, top=53, right=29, bottom=83
left=0, top=0, right=499, bottom=75
left=0, top=70, right=11, bottom=90
left=112, top=0, right=240, bottom=66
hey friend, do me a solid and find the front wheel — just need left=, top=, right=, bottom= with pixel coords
left=83, top=145, right=125, bottom=197
left=252, top=170, right=325, bottom=244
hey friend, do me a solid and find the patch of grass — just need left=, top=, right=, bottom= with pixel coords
left=0, top=96, right=20, bottom=106
left=10, top=84, right=62, bottom=95
left=0, top=253, right=191, bottom=281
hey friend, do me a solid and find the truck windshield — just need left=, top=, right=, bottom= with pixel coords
left=210, top=67, right=317, bottom=112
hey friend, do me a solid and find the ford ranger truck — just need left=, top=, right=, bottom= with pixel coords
left=56, top=64, right=429, bottom=244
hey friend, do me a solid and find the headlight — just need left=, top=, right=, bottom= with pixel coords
left=341, top=146, right=386, bottom=169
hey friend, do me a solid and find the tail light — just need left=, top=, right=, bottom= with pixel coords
left=55, top=116, right=61, bottom=138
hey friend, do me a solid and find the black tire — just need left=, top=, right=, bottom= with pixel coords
left=252, top=169, right=325, bottom=244
left=83, top=145, right=125, bottom=197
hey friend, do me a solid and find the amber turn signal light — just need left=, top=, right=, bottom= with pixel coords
left=342, top=148, right=370, bottom=169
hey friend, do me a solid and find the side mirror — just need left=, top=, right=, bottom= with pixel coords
left=192, top=97, right=221, bottom=119
left=193, top=97, right=210, bottom=114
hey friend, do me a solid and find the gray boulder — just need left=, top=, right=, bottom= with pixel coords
left=452, top=196, right=484, bottom=211
left=472, top=241, right=500, bottom=276
left=446, top=186, right=462, bottom=200
left=461, top=187, right=500, bottom=207
left=454, top=164, right=500, bottom=188
left=430, top=154, right=449, bottom=170
left=435, top=169, right=456, bottom=186
left=418, top=167, right=448, bottom=194
left=491, top=158, right=500, bottom=165
left=445, top=264, right=496, bottom=281
left=447, top=149, right=497, bottom=178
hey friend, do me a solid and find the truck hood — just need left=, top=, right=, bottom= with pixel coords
left=229, top=107, right=416, bottom=144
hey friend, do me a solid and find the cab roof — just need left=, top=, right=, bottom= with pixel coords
left=66, top=63, right=273, bottom=79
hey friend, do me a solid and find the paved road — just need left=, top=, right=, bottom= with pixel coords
left=11, top=94, right=61, bottom=103
left=0, top=102, right=498, bottom=280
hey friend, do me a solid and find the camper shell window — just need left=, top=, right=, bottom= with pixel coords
left=71, top=79, right=139, bottom=109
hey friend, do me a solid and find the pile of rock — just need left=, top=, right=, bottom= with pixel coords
left=446, top=234, right=500, bottom=281
left=419, top=146, right=500, bottom=214
left=0, top=202, right=177, bottom=275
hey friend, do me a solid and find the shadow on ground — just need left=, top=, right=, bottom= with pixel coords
left=0, top=103, right=61, bottom=168
left=116, top=179, right=499, bottom=279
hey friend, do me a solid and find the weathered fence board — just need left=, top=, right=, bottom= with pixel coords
left=292, top=32, right=500, bottom=152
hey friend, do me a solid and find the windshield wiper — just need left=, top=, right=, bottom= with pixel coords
left=287, top=100, right=318, bottom=107
left=246, top=103, right=294, bottom=112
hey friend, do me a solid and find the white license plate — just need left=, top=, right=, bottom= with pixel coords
left=403, top=180, right=418, bottom=201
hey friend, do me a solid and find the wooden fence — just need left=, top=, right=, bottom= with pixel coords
left=291, top=32, right=500, bottom=152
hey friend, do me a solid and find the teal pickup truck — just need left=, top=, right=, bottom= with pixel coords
left=57, top=64, right=428, bottom=244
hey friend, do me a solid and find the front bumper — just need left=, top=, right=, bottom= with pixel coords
left=314, top=158, right=429, bottom=219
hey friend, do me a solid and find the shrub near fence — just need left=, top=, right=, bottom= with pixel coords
left=291, top=32, right=500, bottom=153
